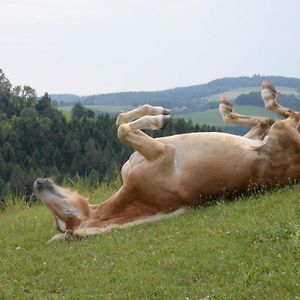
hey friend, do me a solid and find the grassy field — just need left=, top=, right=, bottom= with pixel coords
left=0, top=184, right=299, bottom=299
left=180, top=105, right=279, bottom=127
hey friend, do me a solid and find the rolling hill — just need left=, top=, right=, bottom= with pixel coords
left=52, top=75, right=300, bottom=109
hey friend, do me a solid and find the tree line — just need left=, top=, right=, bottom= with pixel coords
left=0, top=69, right=219, bottom=202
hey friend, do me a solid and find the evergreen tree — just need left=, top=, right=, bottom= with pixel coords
left=9, top=164, right=27, bottom=195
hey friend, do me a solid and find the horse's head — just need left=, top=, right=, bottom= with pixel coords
left=33, top=178, right=91, bottom=233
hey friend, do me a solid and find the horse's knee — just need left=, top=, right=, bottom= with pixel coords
left=116, top=112, right=127, bottom=127
left=220, top=111, right=238, bottom=124
left=117, top=123, right=130, bottom=141
left=142, top=104, right=152, bottom=112
left=142, top=104, right=170, bottom=116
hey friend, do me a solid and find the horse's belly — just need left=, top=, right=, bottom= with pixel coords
left=123, top=132, right=263, bottom=200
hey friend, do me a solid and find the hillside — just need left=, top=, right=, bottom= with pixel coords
left=52, top=75, right=300, bottom=110
left=0, top=184, right=299, bottom=299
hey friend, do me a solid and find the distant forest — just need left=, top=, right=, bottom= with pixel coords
left=0, top=69, right=219, bottom=201
left=52, top=75, right=300, bottom=112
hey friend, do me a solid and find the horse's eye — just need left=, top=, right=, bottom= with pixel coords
left=63, top=207, right=76, bottom=217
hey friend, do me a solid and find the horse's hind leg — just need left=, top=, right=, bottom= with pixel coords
left=116, top=104, right=170, bottom=127
left=263, top=113, right=300, bottom=174
left=261, top=80, right=296, bottom=118
left=219, top=97, right=272, bottom=127
left=219, top=97, right=275, bottom=140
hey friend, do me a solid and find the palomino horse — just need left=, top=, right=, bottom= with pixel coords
left=34, top=81, right=300, bottom=242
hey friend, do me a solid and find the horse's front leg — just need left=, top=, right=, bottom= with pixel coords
left=116, top=104, right=170, bottom=127
left=117, top=114, right=173, bottom=161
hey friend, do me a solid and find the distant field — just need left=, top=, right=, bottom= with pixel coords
left=60, top=105, right=133, bottom=113
left=204, top=86, right=300, bottom=102
left=180, top=105, right=279, bottom=127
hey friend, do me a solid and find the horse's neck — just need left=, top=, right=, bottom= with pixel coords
left=89, top=188, right=127, bottom=221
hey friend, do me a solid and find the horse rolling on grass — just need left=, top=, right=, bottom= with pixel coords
left=33, top=81, right=300, bottom=243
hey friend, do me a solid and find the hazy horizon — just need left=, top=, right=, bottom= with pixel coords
left=1, top=0, right=300, bottom=96
left=48, top=73, right=300, bottom=97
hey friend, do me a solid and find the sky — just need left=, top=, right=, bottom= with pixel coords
left=1, top=0, right=300, bottom=96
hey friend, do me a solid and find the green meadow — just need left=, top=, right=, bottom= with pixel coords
left=1, top=184, right=299, bottom=299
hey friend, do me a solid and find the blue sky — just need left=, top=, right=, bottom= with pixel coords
left=1, top=0, right=300, bottom=95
